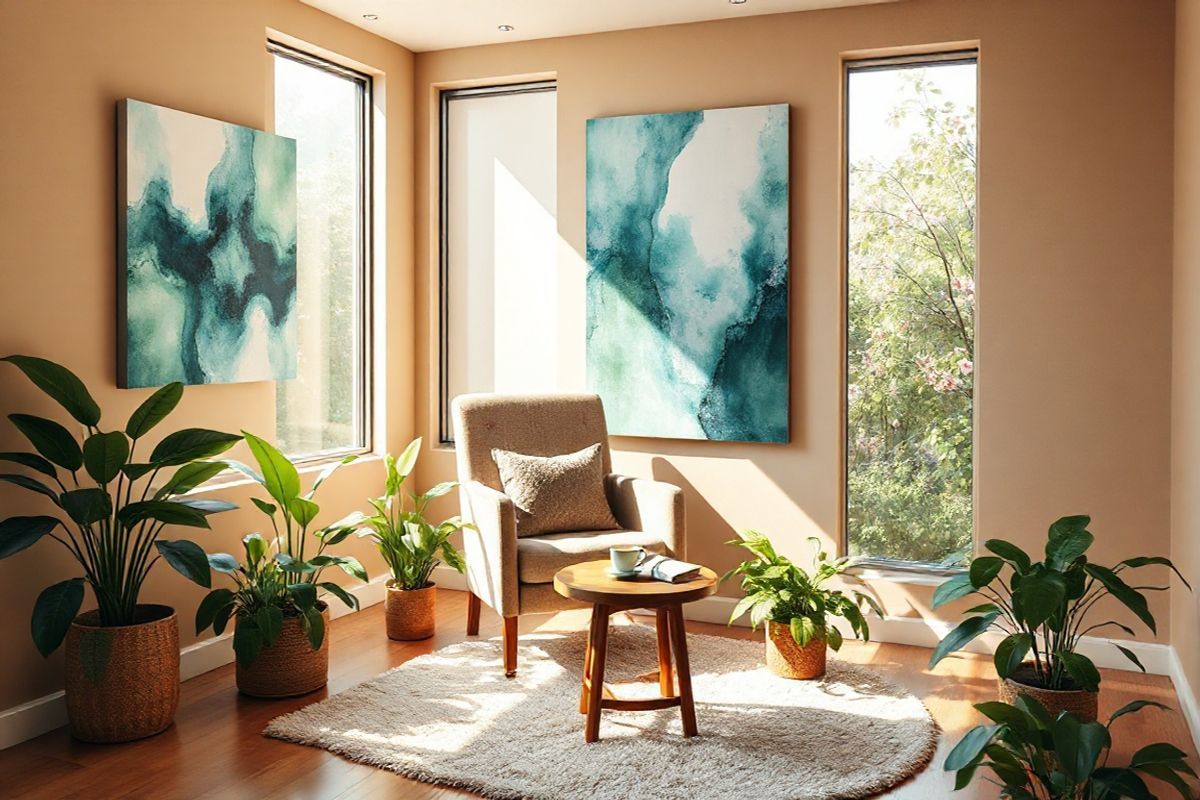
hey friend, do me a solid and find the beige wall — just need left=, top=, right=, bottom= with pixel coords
left=0, top=0, right=413, bottom=710
left=414, top=0, right=1178, bottom=629
left=1174, top=0, right=1200, bottom=707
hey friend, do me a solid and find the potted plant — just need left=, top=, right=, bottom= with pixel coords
left=0, top=355, right=240, bottom=741
left=930, top=515, right=1188, bottom=722
left=724, top=531, right=884, bottom=679
left=945, top=695, right=1194, bottom=798
left=356, top=437, right=470, bottom=641
left=184, top=432, right=367, bottom=697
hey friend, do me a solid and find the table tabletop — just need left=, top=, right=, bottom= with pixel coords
left=553, top=559, right=719, bottom=608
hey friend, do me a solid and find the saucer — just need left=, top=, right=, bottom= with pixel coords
left=607, top=567, right=639, bottom=579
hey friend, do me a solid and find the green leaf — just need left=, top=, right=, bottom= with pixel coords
left=1057, top=651, right=1101, bottom=692
left=1084, top=563, right=1156, bottom=634
left=974, top=701, right=1033, bottom=730
left=441, top=538, right=466, bottom=574
left=421, top=481, right=457, bottom=501
left=1051, top=714, right=1109, bottom=782
left=790, top=616, right=816, bottom=647
left=1046, top=516, right=1094, bottom=569
left=307, top=454, right=358, bottom=498
left=121, top=462, right=155, bottom=480
left=242, top=431, right=300, bottom=509
left=944, top=724, right=999, bottom=771
left=289, top=582, right=317, bottom=610
left=288, top=496, right=319, bottom=528
left=1114, top=643, right=1147, bottom=674
left=1013, top=571, right=1066, bottom=629
left=155, top=539, right=212, bottom=588
left=250, top=497, right=277, bottom=518
left=1130, top=742, right=1189, bottom=767
left=118, top=500, right=210, bottom=529
left=985, top=539, right=1032, bottom=572
left=256, top=605, right=284, bottom=647
left=1117, top=556, right=1192, bottom=590
left=929, top=611, right=999, bottom=668
left=81, top=431, right=128, bottom=485
left=213, top=602, right=235, bottom=636
left=969, top=556, right=1004, bottom=588
left=729, top=594, right=758, bottom=624
left=1131, top=762, right=1194, bottom=799
left=0, top=451, right=57, bottom=478
left=195, top=588, right=234, bottom=634
left=242, top=533, right=267, bottom=565
left=319, top=581, right=358, bottom=611
left=172, top=497, right=237, bottom=516
left=1048, top=514, right=1091, bottom=541
left=233, top=617, right=263, bottom=667
left=223, top=459, right=264, bottom=485
left=303, top=606, right=325, bottom=649
left=78, top=628, right=112, bottom=685
left=149, top=428, right=241, bottom=466
left=334, top=555, right=367, bottom=582
left=31, top=577, right=84, bottom=656
left=0, top=473, right=61, bottom=503
left=125, top=382, right=183, bottom=439
left=932, top=572, right=975, bottom=608
left=0, top=515, right=59, bottom=558
left=60, top=488, right=112, bottom=525
left=994, top=633, right=1033, bottom=679
left=1109, top=699, right=1170, bottom=726
left=156, top=461, right=227, bottom=497
left=2, top=355, right=100, bottom=427
left=394, top=437, right=421, bottom=482
left=208, top=553, right=240, bottom=573
left=9, top=414, right=82, bottom=471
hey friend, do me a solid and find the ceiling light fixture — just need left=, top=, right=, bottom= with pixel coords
left=498, top=24, right=515, bottom=32
left=362, top=13, right=378, bottom=20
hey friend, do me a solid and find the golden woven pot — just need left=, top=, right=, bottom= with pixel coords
left=998, top=663, right=1098, bottom=722
left=236, top=605, right=330, bottom=698
left=386, top=582, right=436, bottom=641
left=64, top=604, right=179, bottom=743
left=765, top=620, right=827, bottom=680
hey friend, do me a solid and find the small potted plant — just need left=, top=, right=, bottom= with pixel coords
left=184, top=432, right=366, bottom=697
left=724, top=531, right=883, bottom=679
left=929, top=515, right=1187, bottom=722
left=0, top=356, right=240, bottom=741
left=945, top=695, right=1194, bottom=797
left=357, top=437, right=470, bottom=641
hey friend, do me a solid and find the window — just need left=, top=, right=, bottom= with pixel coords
left=270, top=42, right=372, bottom=460
left=439, top=82, right=562, bottom=443
left=845, top=53, right=978, bottom=567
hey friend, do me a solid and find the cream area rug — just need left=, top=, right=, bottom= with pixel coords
left=265, top=623, right=938, bottom=800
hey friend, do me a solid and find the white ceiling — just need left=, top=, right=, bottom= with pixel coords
left=301, top=0, right=897, bottom=53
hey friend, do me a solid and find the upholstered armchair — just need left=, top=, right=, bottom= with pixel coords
left=452, top=393, right=685, bottom=677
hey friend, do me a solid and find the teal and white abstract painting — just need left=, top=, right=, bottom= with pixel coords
left=586, top=104, right=789, bottom=442
left=118, top=99, right=297, bottom=388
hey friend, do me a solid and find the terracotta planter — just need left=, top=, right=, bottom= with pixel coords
left=998, top=663, right=1099, bottom=722
left=236, top=605, right=330, bottom=698
left=765, top=620, right=827, bottom=680
left=64, top=604, right=179, bottom=743
left=386, top=581, right=436, bottom=641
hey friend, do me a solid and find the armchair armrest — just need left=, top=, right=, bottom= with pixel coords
left=459, top=480, right=520, bottom=617
left=605, top=474, right=685, bottom=560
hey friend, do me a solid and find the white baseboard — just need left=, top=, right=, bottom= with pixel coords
left=0, top=575, right=390, bottom=751
left=1168, top=646, right=1200, bottom=753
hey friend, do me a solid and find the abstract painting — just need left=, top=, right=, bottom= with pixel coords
left=586, top=104, right=789, bottom=442
left=118, top=99, right=297, bottom=388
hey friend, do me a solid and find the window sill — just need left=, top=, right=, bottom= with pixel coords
left=847, top=562, right=963, bottom=587
left=191, top=451, right=383, bottom=495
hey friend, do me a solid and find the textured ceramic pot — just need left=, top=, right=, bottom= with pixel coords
left=997, top=663, right=1099, bottom=722
left=236, top=605, right=331, bottom=698
left=64, top=604, right=179, bottom=743
left=386, top=582, right=436, bottom=641
left=765, top=620, right=827, bottom=680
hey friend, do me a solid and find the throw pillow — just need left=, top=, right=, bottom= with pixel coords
left=491, top=443, right=620, bottom=536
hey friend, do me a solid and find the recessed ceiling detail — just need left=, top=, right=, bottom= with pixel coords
left=300, top=0, right=897, bottom=53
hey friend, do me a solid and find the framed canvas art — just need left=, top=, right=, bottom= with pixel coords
left=586, top=103, right=789, bottom=442
left=117, top=99, right=297, bottom=388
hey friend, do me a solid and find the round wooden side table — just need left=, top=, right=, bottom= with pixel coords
left=552, top=560, right=718, bottom=743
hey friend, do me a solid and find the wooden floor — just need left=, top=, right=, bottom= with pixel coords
left=2, top=588, right=1195, bottom=799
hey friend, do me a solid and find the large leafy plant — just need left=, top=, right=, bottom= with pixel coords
left=184, top=432, right=366, bottom=666
left=945, top=695, right=1194, bottom=799
left=356, top=438, right=468, bottom=590
left=930, top=515, right=1187, bottom=692
left=724, top=531, right=883, bottom=649
left=0, top=356, right=240, bottom=654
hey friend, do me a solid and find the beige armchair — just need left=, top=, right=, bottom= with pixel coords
left=452, top=393, right=685, bottom=676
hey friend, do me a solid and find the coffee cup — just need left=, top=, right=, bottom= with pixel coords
left=610, top=545, right=646, bottom=574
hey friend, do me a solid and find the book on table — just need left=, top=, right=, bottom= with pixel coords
left=635, top=554, right=702, bottom=584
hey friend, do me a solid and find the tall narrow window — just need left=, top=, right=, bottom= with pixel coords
left=439, top=82, right=561, bottom=443
left=271, top=43, right=372, bottom=460
left=845, top=53, right=978, bottom=567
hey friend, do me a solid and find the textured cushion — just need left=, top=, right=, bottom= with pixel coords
left=492, top=444, right=620, bottom=536
left=516, top=529, right=669, bottom=584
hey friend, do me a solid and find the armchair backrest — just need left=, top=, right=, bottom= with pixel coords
left=451, top=393, right=613, bottom=492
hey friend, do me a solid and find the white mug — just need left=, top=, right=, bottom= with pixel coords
left=610, top=545, right=646, bottom=573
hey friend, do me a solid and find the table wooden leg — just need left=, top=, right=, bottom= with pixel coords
left=580, top=616, right=595, bottom=714
left=668, top=604, right=697, bottom=737
left=656, top=607, right=674, bottom=696
left=466, top=592, right=481, bottom=636
left=584, top=603, right=610, bottom=743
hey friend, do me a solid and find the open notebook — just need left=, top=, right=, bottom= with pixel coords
left=635, top=554, right=703, bottom=584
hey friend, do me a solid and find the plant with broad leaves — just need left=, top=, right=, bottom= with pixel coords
left=722, top=531, right=884, bottom=649
left=0, top=356, right=240, bottom=654
left=930, top=515, right=1189, bottom=693
left=945, top=694, right=1194, bottom=799
left=185, top=432, right=366, bottom=666
left=356, top=438, right=470, bottom=590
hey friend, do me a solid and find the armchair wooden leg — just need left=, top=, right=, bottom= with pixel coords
left=503, top=616, right=518, bottom=677
left=466, top=592, right=481, bottom=636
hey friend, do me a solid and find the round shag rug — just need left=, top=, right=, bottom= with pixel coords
left=265, top=623, right=938, bottom=800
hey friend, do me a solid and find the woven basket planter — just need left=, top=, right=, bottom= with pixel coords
left=386, top=582, right=436, bottom=641
left=64, top=604, right=179, bottom=743
left=236, top=605, right=330, bottom=698
left=765, top=621, right=827, bottom=680
left=997, top=663, right=1098, bottom=722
